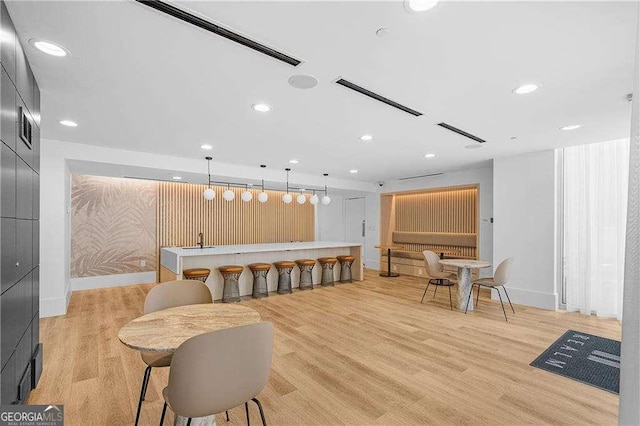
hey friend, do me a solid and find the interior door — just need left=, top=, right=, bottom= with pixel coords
left=345, top=197, right=366, bottom=258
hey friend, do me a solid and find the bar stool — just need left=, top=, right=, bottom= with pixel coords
left=218, top=265, right=243, bottom=303
left=336, top=255, right=355, bottom=283
left=248, top=263, right=271, bottom=299
left=183, top=268, right=211, bottom=283
left=295, top=259, right=315, bottom=290
left=318, top=257, right=338, bottom=286
left=273, top=261, right=296, bottom=294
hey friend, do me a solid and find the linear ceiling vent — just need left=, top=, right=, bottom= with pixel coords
left=398, top=172, right=443, bottom=181
left=124, top=176, right=189, bottom=183
left=334, top=78, right=423, bottom=117
left=436, top=122, right=485, bottom=144
left=136, top=0, right=301, bottom=66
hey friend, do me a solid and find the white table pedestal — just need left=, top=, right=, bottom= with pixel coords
left=175, top=414, right=216, bottom=426
left=456, top=267, right=473, bottom=311
left=438, top=259, right=492, bottom=313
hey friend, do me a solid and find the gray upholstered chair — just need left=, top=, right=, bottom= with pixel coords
left=421, top=250, right=458, bottom=310
left=159, top=322, right=274, bottom=426
left=135, top=280, right=213, bottom=425
left=465, top=257, right=514, bottom=321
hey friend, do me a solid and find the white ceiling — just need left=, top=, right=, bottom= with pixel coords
left=8, top=0, right=638, bottom=183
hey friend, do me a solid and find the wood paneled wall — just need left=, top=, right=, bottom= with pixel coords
left=395, top=187, right=478, bottom=233
left=157, top=182, right=315, bottom=251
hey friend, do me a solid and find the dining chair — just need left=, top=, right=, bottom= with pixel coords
left=421, top=250, right=458, bottom=310
left=159, top=322, right=274, bottom=426
left=465, top=257, right=514, bottom=321
left=135, top=280, right=213, bottom=426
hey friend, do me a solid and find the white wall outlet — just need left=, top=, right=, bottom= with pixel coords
left=140, top=260, right=146, bottom=267
left=392, top=265, right=397, bottom=271
left=417, top=269, right=422, bottom=275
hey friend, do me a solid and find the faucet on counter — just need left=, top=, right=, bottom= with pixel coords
left=197, top=232, right=204, bottom=249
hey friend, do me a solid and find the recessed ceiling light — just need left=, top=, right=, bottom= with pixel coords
left=172, top=176, right=182, bottom=180
left=350, top=169, right=358, bottom=174
left=59, top=120, right=78, bottom=127
left=512, top=84, right=539, bottom=95
left=405, top=0, right=441, bottom=12
left=424, top=153, right=435, bottom=158
left=464, top=144, right=483, bottom=150
left=252, top=103, right=271, bottom=112
left=30, top=39, right=69, bottom=57
left=289, top=159, right=299, bottom=164
left=200, top=144, right=213, bottom=150
left=360, top=135, right=374, bottom=141
left=560, top=124, right=581, bottom=131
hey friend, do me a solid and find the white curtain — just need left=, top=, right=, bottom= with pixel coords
left=563, top=138, right=630, bottom=320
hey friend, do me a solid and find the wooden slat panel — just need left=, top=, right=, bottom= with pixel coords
left=156, top=183, right=315, bottom=276
left=394, top=187, right=477, bottom=234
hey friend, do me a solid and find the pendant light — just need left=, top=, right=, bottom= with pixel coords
left=296, top=189, right=306, bottom=204
left=310, top=190, right=319, bottom=205
left=241, top=185, right=253, bottom=202
left=222, top=183, right=235, bottom=201
left=321, top=173, right=331, bottom=205
left=258, top=165, right=268, bottom=203
left=203, top=156, right=216, bottom=200
left=283, top=168, right=293, bottom=204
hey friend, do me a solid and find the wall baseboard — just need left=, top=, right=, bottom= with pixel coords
left=491, top=286, right=558, bottom=311
left=71, top=272, right=157, bottom=291
left=40, top=297, right=68, bottom=318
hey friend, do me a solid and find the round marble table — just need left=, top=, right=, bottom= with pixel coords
left=438, top=259, right=492, bottom=311
left=118, top=304, right=261, bottom=425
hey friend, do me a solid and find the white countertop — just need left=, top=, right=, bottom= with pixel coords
left=162, top=241, right=362, bottom=257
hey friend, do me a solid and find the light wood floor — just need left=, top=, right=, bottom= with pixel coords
left=29, top=269, right=621, bottom=425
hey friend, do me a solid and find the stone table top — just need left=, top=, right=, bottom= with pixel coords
left=118, top=304, right=261, bottom=353
left=438, top=259, right=492, bottom=269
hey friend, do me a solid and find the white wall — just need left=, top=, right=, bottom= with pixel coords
left=40, top=138, right=377, bottom=317
left=493, top=150, right=559, bottom=310
left=366, top=165, right=495, bottom=276
left=316, top=194, right=346, bottom=242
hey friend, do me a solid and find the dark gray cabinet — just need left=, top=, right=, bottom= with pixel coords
left=16, top=219, right=32, bottom=280
left=1, top=217, right=15, bottom=293
left=16, top=157, right=31, bottom=219
left=1, top=353, right=15, bottom=403
left=0, top=0, right=41, bottom=404
left=1, top=69, right=16, bottom=151
left=1, top=142, right=15, bottom=217
left=0, top=2, right=15, bottom=84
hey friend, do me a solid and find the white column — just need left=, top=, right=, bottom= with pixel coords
left=619, top=4, right=640, bottom=424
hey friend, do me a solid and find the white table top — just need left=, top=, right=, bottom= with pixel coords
left=162, top=241, right=362, bottom=257
left=439, top=259, right=492, bottom=269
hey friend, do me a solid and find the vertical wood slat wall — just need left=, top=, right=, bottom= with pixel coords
left=394, top=187, right=478, bottom=234
left=156, top=182, right=315, bottom=275
left=379, top=185, right=480, bottom=266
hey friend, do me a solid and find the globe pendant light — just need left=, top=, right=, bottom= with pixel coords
left=241, top=185, right=253, bottom=202
left=258, top=165, right=268, bottom=203
left=321, top=173, right=331, bottom=205
left=223, top=184, right=235, bottom=201
left=283, top=168, right=293, bottom=203
left=297, top=190, right=306, bottom=204
left=203, top=156, right=216, bottom=200
left=310, top=191, right=319, bottom=205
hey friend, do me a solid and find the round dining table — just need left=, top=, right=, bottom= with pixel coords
left=118, top=303, right=261, bottom=426
left=438, top=259, right=492, bottom=311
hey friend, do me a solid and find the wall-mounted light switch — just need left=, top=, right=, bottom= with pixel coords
left=141, top=260, right=146, bottom=267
